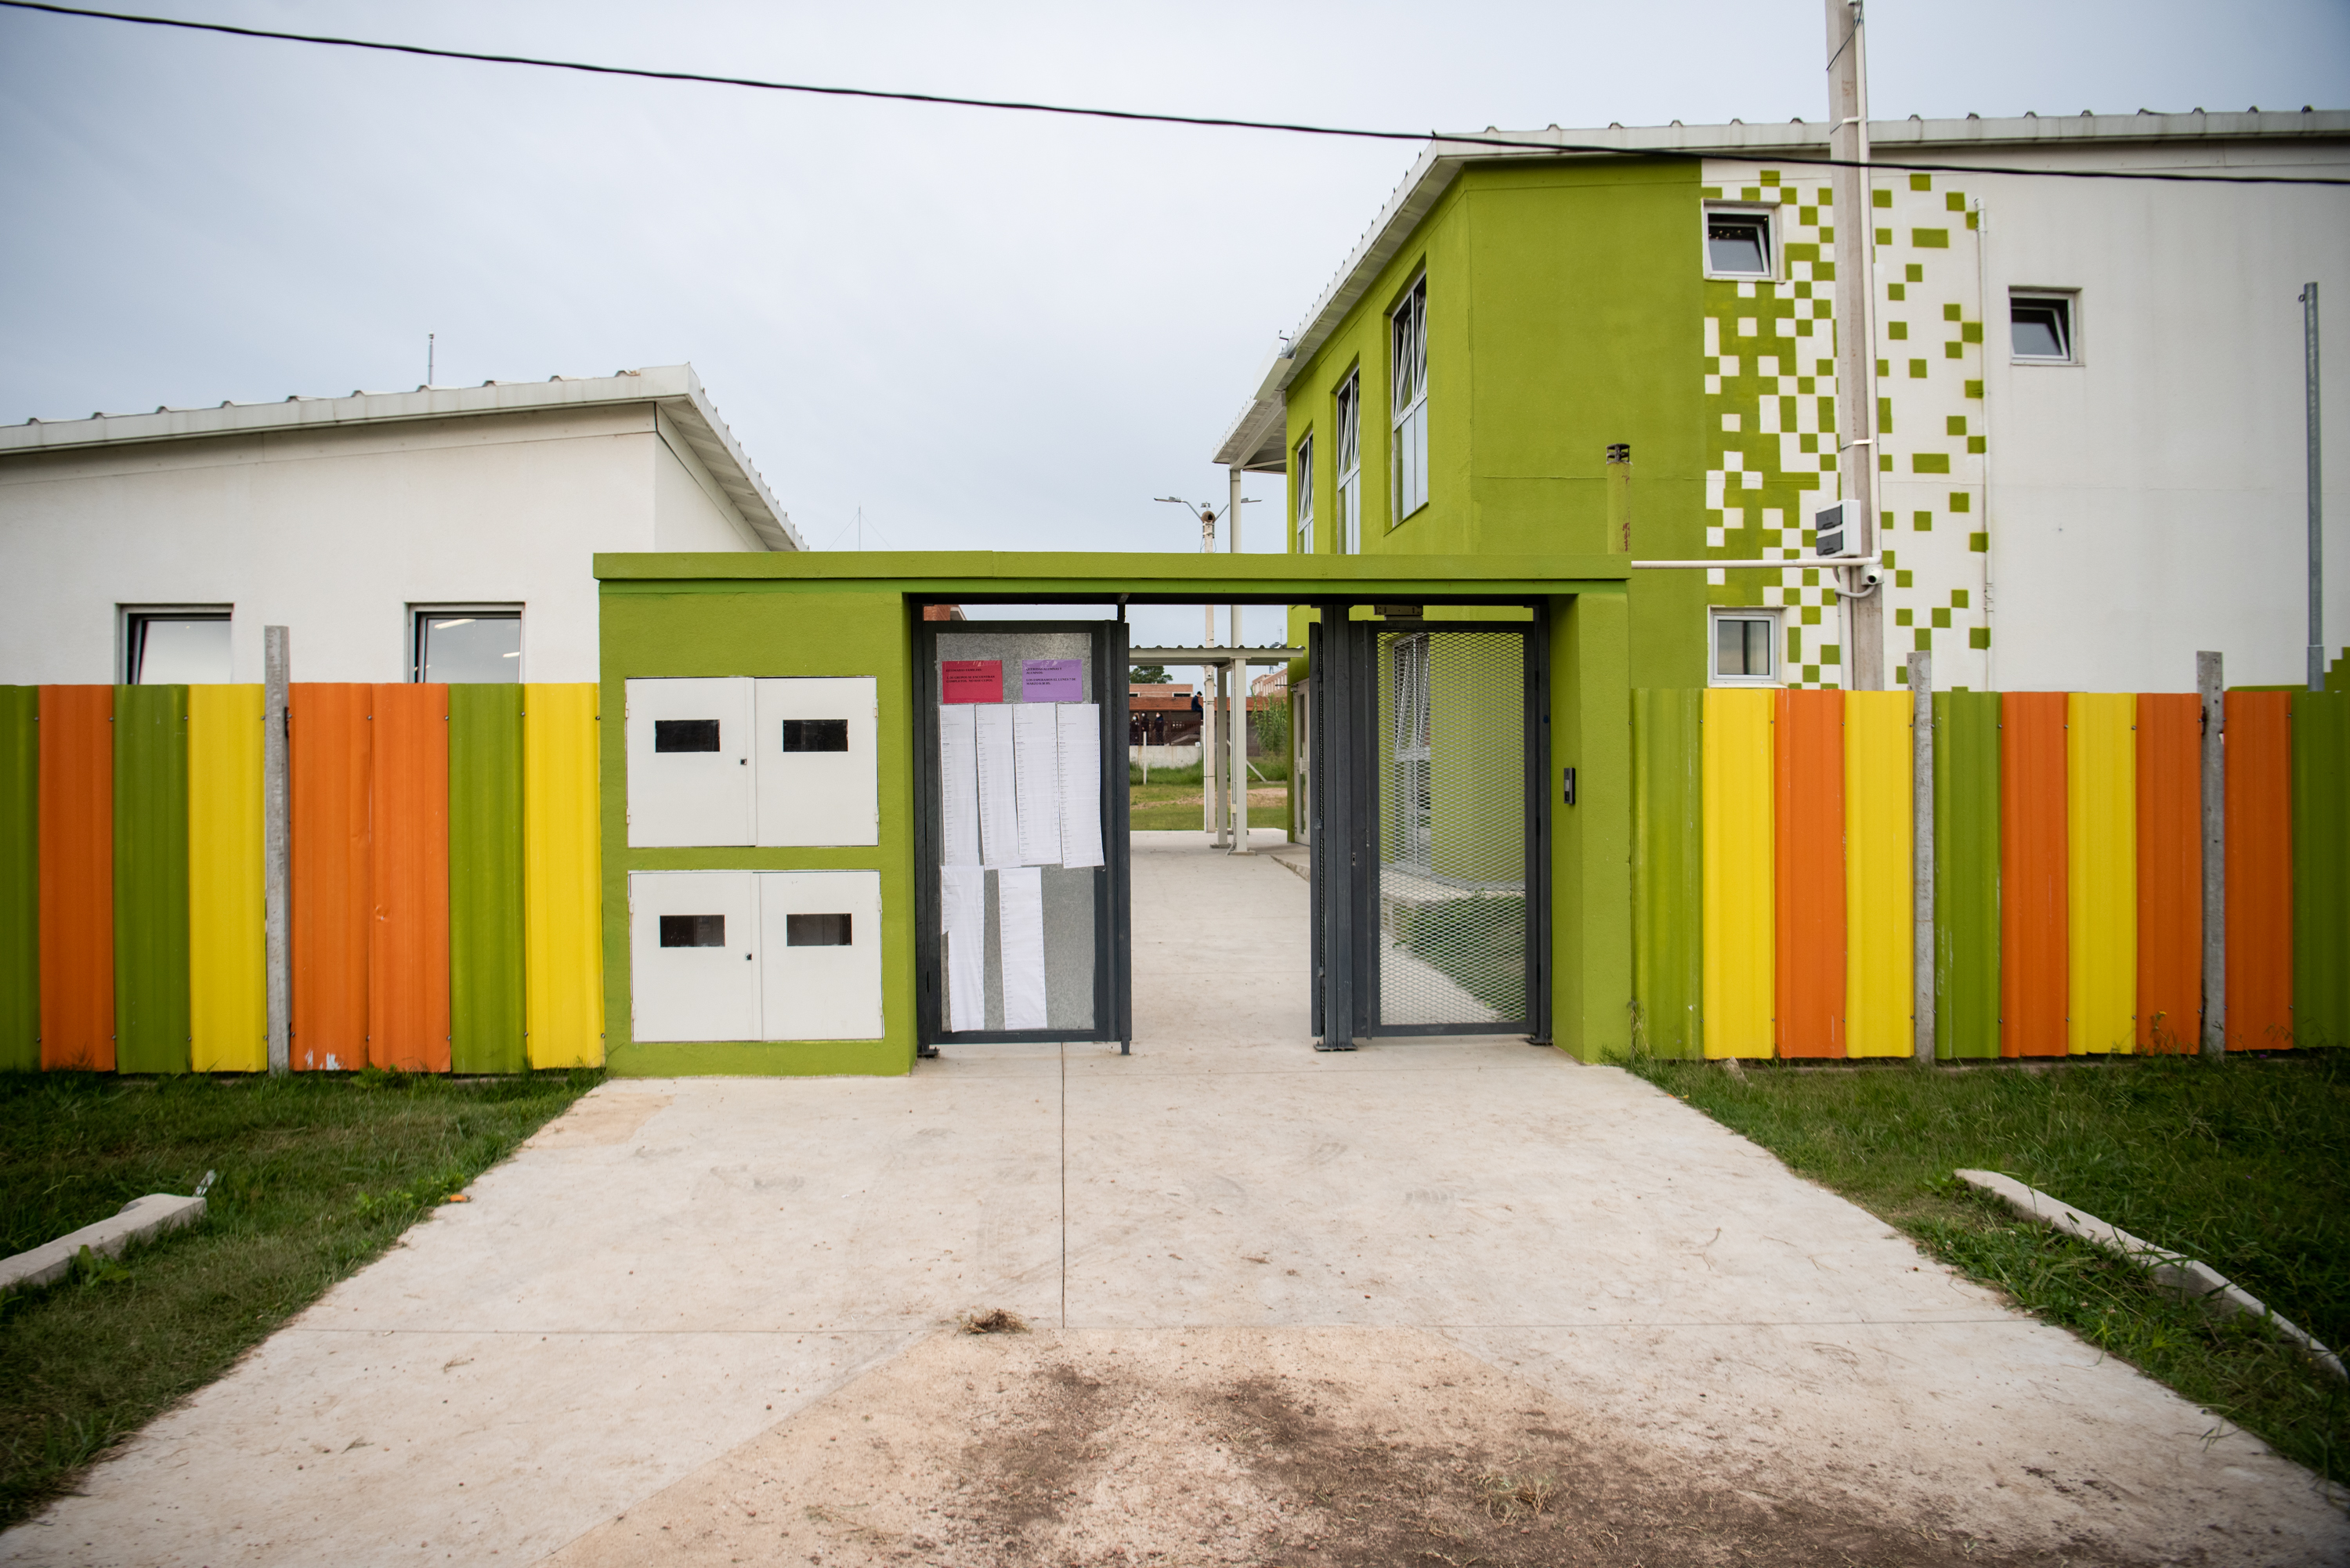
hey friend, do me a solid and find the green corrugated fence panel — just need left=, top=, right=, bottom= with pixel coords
left=2293, top=688, right=2350, bottom=1049
left=450, top=684, right=527, bottom=1074
left=1632, top=689, right=1703, bottom=1058
left=1934, top=691, right=2001, bottom=1059
left=114, top=684, right=190, bottom=1074
left=0, top=688, right=36, bottom=1071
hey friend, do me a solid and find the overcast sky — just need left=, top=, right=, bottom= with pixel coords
left=3, top=0, right=2345, bottom=656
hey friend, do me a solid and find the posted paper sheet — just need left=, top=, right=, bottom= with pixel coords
left=974, top=703, right=1020, bottom=869
left=996, top=865, right=1047, bottom=1030
left=1012, top=703, right=1062, bottom=866
left=939, top=865, right=987, bottom=1031
left=1058, top=703, right=1104, bottom=868
left=938, top=705, right=981, bottom=867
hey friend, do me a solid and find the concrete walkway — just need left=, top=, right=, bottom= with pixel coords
left=5, top=832, right=2342, bottom=1565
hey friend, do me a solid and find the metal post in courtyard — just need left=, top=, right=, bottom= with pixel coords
left=2305, top=283, right=2324, bottom=694
left=263, top=625, right=292, bottom=1075
left=1910, top=650, right=1934, bottom=1062
left=2198, top=650, right=2226, bottom=1056
left=1825, top=0, right=1885, bottom=688
left=1229, top=464, right=1250, bottom=853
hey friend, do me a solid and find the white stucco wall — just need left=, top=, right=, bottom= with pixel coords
left=1972, top=143, right=2349, bottom=692
left=0, top=402, right=763, bottom=685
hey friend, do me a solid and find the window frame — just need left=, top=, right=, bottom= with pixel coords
left=1707, top=607, right=1784, bottom=688
left=2008, top=288, right=2081, bottom=366
left=409, top=603, right=525, bottom=683
left=1701, top=203, right=1779, bottom=283
left=1334, top=368, right=1363, bottom=554
left=1388, top=276, right=1430, bottom=527
left=118, top=605, right=233, bottom=685
left=1292, top=431, right=1315, bottom=555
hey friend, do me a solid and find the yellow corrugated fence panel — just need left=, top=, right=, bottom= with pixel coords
left=1701, top=688, right=1774, bottom=1057
left=187, top=685, right=267, bottom=1071
left=2067, top=692, right=2138, bottom=1053
left=524, top=682, right=604, bottom=1068
left=1844, top=691, right=1913, bottom=1056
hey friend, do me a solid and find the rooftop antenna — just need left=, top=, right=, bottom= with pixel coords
left=427, top=333, right=435, bottom=386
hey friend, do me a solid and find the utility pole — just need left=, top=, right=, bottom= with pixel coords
left=2305, top=283, right=2324, bottom=693
left=1826, top=0, right=1885, bottom=689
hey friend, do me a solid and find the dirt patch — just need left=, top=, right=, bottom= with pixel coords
left=524, top=1090, right=671, bottom=1149
left=546, top=1328, right=2145, bottom=1568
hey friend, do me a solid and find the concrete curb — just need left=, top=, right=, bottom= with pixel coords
left=1954, top=1168, right=2345, bottom=1382
left=0, top=1194, right=208, bottom=1296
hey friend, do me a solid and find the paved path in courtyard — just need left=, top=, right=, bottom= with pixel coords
left=4, top=833, right=2341, bottom=1565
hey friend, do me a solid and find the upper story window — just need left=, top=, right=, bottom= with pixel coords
left=123, top=607, right=231, bottom=684
left=1709, top=609, right=1782, bottom=688
left=1705, top=208, right=1775, bottom=280
left=1334, top=370, right=1363, bottom=554
left=2011, top=291, right=2077, bottom=363
left=1293, top=433, right=1315, bottom=555
left=1390, top=278, right=1429, bottom=524
left=412, top=607, right=522, bottom=682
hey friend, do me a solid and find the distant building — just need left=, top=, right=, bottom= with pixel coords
left=1213, top=111, right=2349, bottom=692
left=0, top=364, right=794, bottom=685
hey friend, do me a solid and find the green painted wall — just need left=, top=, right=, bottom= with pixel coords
left=1630, top=687, right=1702, bottom=1057
left=2294, top=688, right=2349, bottom=1049
left=1551, top=591, right=1632, bottom=1060
left=598, top=585, right=917, bottom=1076
left=114, top=684, right=190, bottom=1075
left=1282, top=158, right=1709, bottom=692
left=1934, top=691, right=2001, bottom=1058
left=450, top=684, right=527, bottom=1074
left=0, top=688, right=34, bottom=1071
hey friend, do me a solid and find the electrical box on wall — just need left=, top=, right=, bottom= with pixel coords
left=628, top=870, right=761, bottom=1042
left=757, top=869, right=883, bottom=1040
left=755, top=677, right=879, bottom=847
left=625, top=678, right=754, bottom=847
left=629, top=869, right=884, bottom=1043
left=626, top=676, right=880, bottom=847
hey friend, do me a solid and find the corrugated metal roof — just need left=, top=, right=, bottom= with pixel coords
left=1211, top=108, right=2350, bottom=469
left=1, top=363, right=802, bottom=551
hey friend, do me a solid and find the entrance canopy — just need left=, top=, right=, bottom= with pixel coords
left=595, top=550, right=1635, bottom=1076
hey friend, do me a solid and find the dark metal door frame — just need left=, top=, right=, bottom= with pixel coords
left=1311, top=605, right=1549, bottom=1049
left=913, top=616, right=1131, bottom=1051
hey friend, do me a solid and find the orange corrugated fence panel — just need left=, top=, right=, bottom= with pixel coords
left=38, top=686, right=114, bottom=1070
left=2001, top=692, right=2067, bottom=1057
left=2224, top=690, right=2294, bottom=1050
left=2135, top=694, right=2201, bottom=1052
left=291, top=684, right=371, bottom=1071
left=1773, top=688, right=1845, bottom=1057
left=368, top=684, right=450, bottom=1072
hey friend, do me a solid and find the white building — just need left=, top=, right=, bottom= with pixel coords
left=0, top=364, right=795, bottom=685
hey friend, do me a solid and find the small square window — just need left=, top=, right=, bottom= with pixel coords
left=2011, top=293, right=2075, bottom=363
left=412, top=608, right=522, bottom=682
left=1709, top=609, right=1782, bottom=687
left=1705, top=210, right=1773, bottom=279
left=123, top=609, right=231, bottom=684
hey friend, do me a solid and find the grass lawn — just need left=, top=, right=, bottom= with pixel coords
left=0, top=1068, right=597, bottom=1529
left=1130, top=762, right=1289, bottom=831
left=1629, top=1050, right=2350, bottom=1485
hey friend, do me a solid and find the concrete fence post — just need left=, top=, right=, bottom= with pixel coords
left=263, top=625, right=291, bottom=1075
left=2198, top=650, right=2225, bottom=1057
left=1910, top=650, right=1935, bottom=1061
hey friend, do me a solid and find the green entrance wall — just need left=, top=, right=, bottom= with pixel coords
left=597, top=551, right=1633, bottom=1072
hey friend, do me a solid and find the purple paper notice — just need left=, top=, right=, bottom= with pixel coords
left=1022, top=659, right=1083, bottom=702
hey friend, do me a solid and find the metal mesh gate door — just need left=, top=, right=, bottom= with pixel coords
left=1372, top=630, right=1529, bottom=1030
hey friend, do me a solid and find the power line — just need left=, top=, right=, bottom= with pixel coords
left=4, top=0, right=2347, bottom=188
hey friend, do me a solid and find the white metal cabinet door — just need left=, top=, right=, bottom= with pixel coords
left=757, top=870, right=884, bottom=1040
left=629, top=871, right=761, bottom=1041
left=625, top=677, right=754, bottom=847
left=754, top=677, right=880, bottom=847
